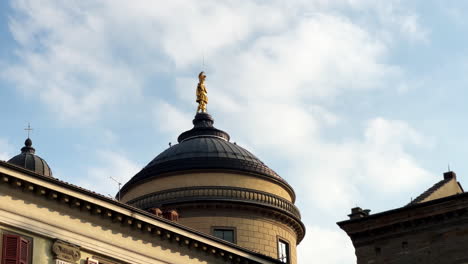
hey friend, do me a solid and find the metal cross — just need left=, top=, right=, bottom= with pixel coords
left=24, top=123, right=33, bottom=138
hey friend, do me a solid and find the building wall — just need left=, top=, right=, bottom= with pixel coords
left=178, top=207, right=298, bottom=264
left=121, top=172, right=294, bottom=203
left=0, top=225, right=54, bottom=263
left=352, top=219, right=468, bottom=264
left=0, top=226, right=113, bottom=264
left=0, top=183, right=245, bottom=264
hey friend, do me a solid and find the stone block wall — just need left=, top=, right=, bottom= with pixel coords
left=178, top=207, right=298, bottom=264
left=354, top=222, right=468, bottom=264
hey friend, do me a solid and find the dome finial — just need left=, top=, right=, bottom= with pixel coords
left=8, top=134, right=52, bottom=177
left=21, top=138, right=35, bottom=154
left=25, top=138, right=32, bottom=147
left=196, top=72, right=208, bottom=113
left=21, top=123, right=35, bottom=154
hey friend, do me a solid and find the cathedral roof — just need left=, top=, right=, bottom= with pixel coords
left=8, top=138, right=53, bottom=177
left=120, top=112, right=292, bottom=196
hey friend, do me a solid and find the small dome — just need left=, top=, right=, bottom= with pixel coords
left=8, top=138, right=53, bottom=177
left=121, top=113, right=290, bottom=194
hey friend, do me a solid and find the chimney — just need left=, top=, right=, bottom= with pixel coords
left=444, top=171, right=456, bottom=180
left=163, top=209, right=179, bottom=222
left=348, top=207, right=371, bottom=220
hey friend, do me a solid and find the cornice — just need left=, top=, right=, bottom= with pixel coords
left=128, top=186, right=301, bottom=218
left=126, top=186, right=305, bottom=243
left=338, top=196, right=468, bottom=247
left=120, top=169, right=297, bottom=203
left=0, top=164, right=282, bottom=264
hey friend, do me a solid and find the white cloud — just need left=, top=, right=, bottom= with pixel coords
left=2, top=1, right=435, bottom=263
left=298, top=225, right=355, bottom=264
left=399, top=14, right=428, bottom=42
left=440, top=4, right=468, bottom=26
left=293, top=118, right=435, bottom=212
left=168, top=5, right=432, bottom=217
left=80, top=150, right=141, bottom=197
left=2, top=0, right=426, bottom=123
left=2, top=0, right=296, bottom=123
left=146, top=1, right=288, bottom=68
left=208, top=13, right=398, bottom=104
left=101, top=129, right=119, bottom=145
left=333, top=0, right=429, bottom=43
left=177, top=7, right=433, bottom=214
left=4, top=0, right=146, bottom=123
left=153, top=101, right=192, bottom=140
left=0, top=139, right=13, bottom=161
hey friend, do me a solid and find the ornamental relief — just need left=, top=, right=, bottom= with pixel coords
left=52, top=240, right=81, bottom=263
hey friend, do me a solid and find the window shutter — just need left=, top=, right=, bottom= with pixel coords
left=19, top=238, right=29, bottom=264
left=2, top=234, right=20, bottom=264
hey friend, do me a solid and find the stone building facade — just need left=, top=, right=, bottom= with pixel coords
left=0, top=156, right=282, bottom=264
left=338, top=171, right=467, bottom=264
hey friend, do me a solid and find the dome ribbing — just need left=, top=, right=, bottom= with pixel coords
left=8, top=138, right=53, bottom=177
left=120, top=113, right=291, bottom=195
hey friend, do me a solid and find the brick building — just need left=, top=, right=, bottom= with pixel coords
left=338, top=171, right=467, bottom=264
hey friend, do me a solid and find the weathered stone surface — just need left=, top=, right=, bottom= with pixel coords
left=339, top=193, right=468, bottom=263
left=52, top=240, right=81, bottom=263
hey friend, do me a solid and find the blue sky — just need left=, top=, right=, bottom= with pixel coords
left=2, top=1, right=468, bottom=262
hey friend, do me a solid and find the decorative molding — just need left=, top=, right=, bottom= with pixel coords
left=0, top=170, right=281, bottom=264
left=0, top=208, right=167, bottom=264
left=51, top=240, right=81, bottom=263
left=343, top=206, right=468, bottom=247
left=128, top=186, right=301, bottom=219
left=127, top=186, right=305, bottom=243
left=120, top=169, right=297, bottom=203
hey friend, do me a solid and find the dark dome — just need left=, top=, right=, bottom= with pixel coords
left=121, top=113, right=289, bottom=194
left=8, top=138, right=53, bottom=177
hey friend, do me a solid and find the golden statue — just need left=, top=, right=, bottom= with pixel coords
left=196, top=71, right=208, bottom=113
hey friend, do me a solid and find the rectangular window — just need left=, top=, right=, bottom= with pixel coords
left=212, top=228, right=235, bottom=243
left=2, top=234, right=30, bottom=264
left=278, top=239, right=290, bottom=263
